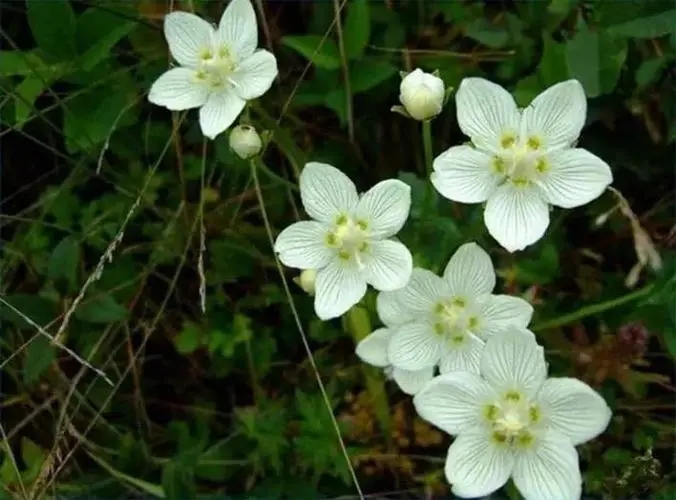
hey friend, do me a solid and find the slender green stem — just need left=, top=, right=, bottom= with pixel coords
left=421, top=119, right=436, bottom=218
left=345, top=306, right=393, bottom=447
left=531, top=283, right=655, bottom=332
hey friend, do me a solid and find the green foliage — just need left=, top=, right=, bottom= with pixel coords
left=1, top=0, right=674, bottom=498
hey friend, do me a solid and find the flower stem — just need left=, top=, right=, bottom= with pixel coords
left=345, top=306, right=393, bottom=446
left=531, top=283, right=655, bottom=332
left=421, top=119, right=436, bottom=217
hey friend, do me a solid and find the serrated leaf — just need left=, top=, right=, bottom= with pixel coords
left=47, top=235, right=80, bottom=289
left=75, top=295, right=127, bottom=323
left=281, top=35, right=341, bottom=70
left=23, top=336, right=57, bottom=384
left=26, top=0, right=77, bottom=61
left=343, top=0, right=370, bottom=59
left=566, top=22, right=627, bottom=98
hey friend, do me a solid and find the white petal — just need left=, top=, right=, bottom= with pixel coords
left=431, top=145, right=501, bottom=203
left=414, top=371, right=496, bottom=435
left=539, top=148, right=613, bottom=209
left=521, top=79, right=587, bottom=152
left=376, top=290, right=409, bottom=327
left=231, top=50, right=278, bottom=100
left=314, top=261, right=367, bottom=320
left=478, top=295, right=534, bottom=338
left=299, top=162, right=359, bottom=223
left=355, top=328, right=391, bottom=368
left=535, top=377, right=612, bottom=446
left=455, top=77, right=521, bottom=152
left=364, top=240, right=413, bottom=291
left=148, top=68, right=208, bottom=110
left=484, top=184, right=550, bottom=253
left=513, top=430, right=581, bottom=500
left=164, top=12, right=214, bottom=67
left=354, top=179, right=411, bottom=238
left=388, top=322, right=441, bottom=370
left=445, top=429, right=513, bottom=498
left=198, top=91, right=246, bottom=139
left=217, top=0, right=258, bottom=59
left=480, top=326, right=546, bottom=397
left=274, top=221, right=333, bottom=270
left=400, top=268, right=448, bottom=315
left=438, top=334, right=485, bottom=374
left=392, top=366, right=434, bottom=395
left=443, top=242, right=496, bottom=298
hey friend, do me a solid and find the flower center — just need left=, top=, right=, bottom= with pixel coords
left=493, top=135, right=550, bottom=187
left=484, top=390, right=541, bottom=448
left=325, top=215, right=370, bottom=267
left=193, top=44, right=237, bottom=91
left=432, top=297, right=477, bottom=343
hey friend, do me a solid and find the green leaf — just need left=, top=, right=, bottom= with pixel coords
left=0, top=51, right=69, bottom=77
left=635, top=56, right=669, bottom=87
left=75, top=295, right=127, bottom=323
left=162, top=461, right=196, bottom=500
left=26, top=0, right=77, bottom=61
left=343, top=0, right=370, bottom=59
left=537, top=35, right=569, bottom=86
left=607, top=9, right=676, bottom=38
left=0, top=294, right=57, bottom=329
left=174, top=322, right=202, bottom=354
left=47, top=236, right=80, bottom=289
left=281, top=35, right=341, bottom=70
left=325, top=88, right=348, bottom=125
left=76, top=7, right=137, bottom=71
left=465, top=18, right=510, bottom=48
left=13, top=76, right=49, bottom=128
left=349, top=60, right=397, bottom=93
left=23, top=336, right=57, bottom=384
left=566, top=22, right=627, bottom=98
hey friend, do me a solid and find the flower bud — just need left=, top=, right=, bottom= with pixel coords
left=229, top=124, right=262, bottom=159
left=399, top=68, right=445, bottom=121
left=298, top=269, right=317, bottom=295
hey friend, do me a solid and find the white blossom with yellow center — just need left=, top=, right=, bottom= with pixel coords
left=414, top=327, right=612, bottom=500
left=431, top=78, right=613, bottom=252
left=274, top=162, right=413, bottom=320
left=148, top=0, right=278, bottom=139
left=387, top=243, right=534, bottom=374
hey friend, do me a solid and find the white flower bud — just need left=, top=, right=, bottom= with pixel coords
left=298, top=269, right=317, bottom=295
left=229, top=125, right=262, bottom=159
left=399, top=68, right=445, bottom=121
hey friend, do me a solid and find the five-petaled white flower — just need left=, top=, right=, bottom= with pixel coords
left=387, top=243, right=533, bottom=374
left=148, top=0, right=278, bottom=140
left=414, top=326, right=612, bottom=500
left=356, top=291, right=434, bottom=395
left=274, top=162, right=413, bottom=320
left=432, top=78, right=613, bottom=252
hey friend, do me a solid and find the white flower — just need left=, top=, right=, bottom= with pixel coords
left=413, top=326, right=612, bottom=500
left=387, top=242, right=533, bottom=374
left=229, top=124, right=262, bottom=159
left=432, top=78, right=613, bottom=252
left=397, top=69, right=445, bottom=121
left=356, top=291, right=434, bottom=395
left=148, top=0, right=278, bottom=140
left=274, top=162, right=413, bottom=320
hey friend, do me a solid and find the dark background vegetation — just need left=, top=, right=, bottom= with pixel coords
left=0, top=0, right=674, bottom=499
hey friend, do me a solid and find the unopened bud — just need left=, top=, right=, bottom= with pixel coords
left=229, top=124, right=262, bottom=160
left=398, top=68, right=445, bottom=121
left=298, top=269, right=317, bottom=295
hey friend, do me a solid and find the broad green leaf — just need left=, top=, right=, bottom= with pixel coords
left=566, top=22, right=627, bottom=98
left=465, top=18, right=510, bottom=48
left=635, top=56, right=670, bottom=87
left=174, top=322, right=202, bottom=354
left=76, top=7, right=138, bottom=71
left=281, top=35, right=341, bottom=70
left=349, top=60, right=397, bottom=93
left=13, top=76, right=49, bottom=128
left=26, top=0, right=77, bottom=61
left=607, top=9, right=676, bottom=38
left=537, top=35, right=569, bottom=86
left=325, top=88, right=348, bottom=125
left=20, top=438, right=46, bottom=483
left=0, top=51, right=69, bottom=77
left=0, top=294, right=57, bottom=329
left=343, top=0, right=370, bottom=59
left=23, top=336, right=57, bottom=384
left=47, top=235, right=80, bottom=289
left=75, top=295, right=127, bottom=323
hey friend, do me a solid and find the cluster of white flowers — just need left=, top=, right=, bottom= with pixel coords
left=147, top=3, right=614, bottom=498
